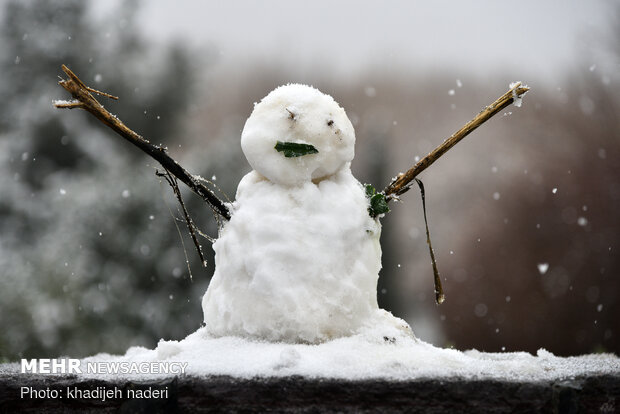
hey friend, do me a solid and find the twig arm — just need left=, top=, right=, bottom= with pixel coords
left=54, top=65, right=231, bottom=221
left=384, top=82, right=530, bottom=200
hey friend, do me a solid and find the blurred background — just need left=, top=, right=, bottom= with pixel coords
left=0, top=0, right=618, bottom=360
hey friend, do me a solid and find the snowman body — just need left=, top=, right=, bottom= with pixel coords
left=202, top=84, right=407, bottom=343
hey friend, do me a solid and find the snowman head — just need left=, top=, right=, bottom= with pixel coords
left=241, top=84, right=355, bottom=186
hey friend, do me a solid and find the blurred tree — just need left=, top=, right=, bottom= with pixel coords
left=0, top=0, right=212, bottom=360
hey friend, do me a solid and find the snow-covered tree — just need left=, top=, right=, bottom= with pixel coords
left=0, top=0, right=211, bottom=359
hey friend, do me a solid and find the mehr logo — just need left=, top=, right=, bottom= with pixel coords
left=21, top=359, right=188, bottom=375
left=21, top=359, right=81, bottom=374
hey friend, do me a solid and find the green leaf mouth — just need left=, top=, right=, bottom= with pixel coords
left=274, top=141, right=319, bottom=158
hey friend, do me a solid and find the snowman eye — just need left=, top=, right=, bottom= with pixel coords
left=327, top=119, right=334, bottom=127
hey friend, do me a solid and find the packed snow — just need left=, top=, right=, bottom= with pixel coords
left=204, top=83, right=407, bottom=343
left=202, top=169, right=406, bottom=342
left=240, top=84, right=355, bottom=186
left=76, top=327, right=620, bottom=381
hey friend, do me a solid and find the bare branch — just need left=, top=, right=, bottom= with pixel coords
left=384, top=82, right=530, bottom=200
left=84, top=86, right=119, bottom=100
left=54, top=65, right=231, bottom=221
left=156, top=169, right=208, bottom=269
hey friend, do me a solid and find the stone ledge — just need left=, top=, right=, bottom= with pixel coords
left=0, top=367, right=618, bottom=413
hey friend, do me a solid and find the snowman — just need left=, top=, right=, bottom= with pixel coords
left=56, top=67, right=526, bottom=346
left=202, top=84, right=412, bottom=343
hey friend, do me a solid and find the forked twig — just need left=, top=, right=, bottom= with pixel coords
left=53, top=65, right=231, bottom=221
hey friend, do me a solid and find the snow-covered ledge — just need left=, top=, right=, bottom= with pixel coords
left=2, top=330, right=619, bottom=413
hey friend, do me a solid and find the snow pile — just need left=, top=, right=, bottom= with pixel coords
left=203, top=83, right=408, bottom=343
left=81, top=328, right=620, bottom=381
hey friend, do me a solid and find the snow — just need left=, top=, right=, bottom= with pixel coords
left=78, top=327, right=620, bottom=381
left=202, top=169, right=401, bottom=343
left=474, top=303, right=488, bottom=317
left=579, top=96, right=595, bottom=115
left=203, top=84, right=405, bottom=343
left=364, top=86, right=377, bottom=97
left=52, top=99, right=79, bottom=106
left=537, top=263, right=549, bottom=274
left=509, top=81, right=526, bottom=107
left=240, top=84, right=355, bottom=186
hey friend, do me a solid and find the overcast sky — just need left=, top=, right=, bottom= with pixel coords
left=98, top=0, right=617, bottom=81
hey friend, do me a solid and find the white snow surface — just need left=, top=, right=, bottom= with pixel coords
left=241, top=84, right=355, bottom=186
left=203, top=84, right=402, bottom=343
left=202, top=169, right=402, bottom=343
left=81, top=327, right=620, bottom=381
